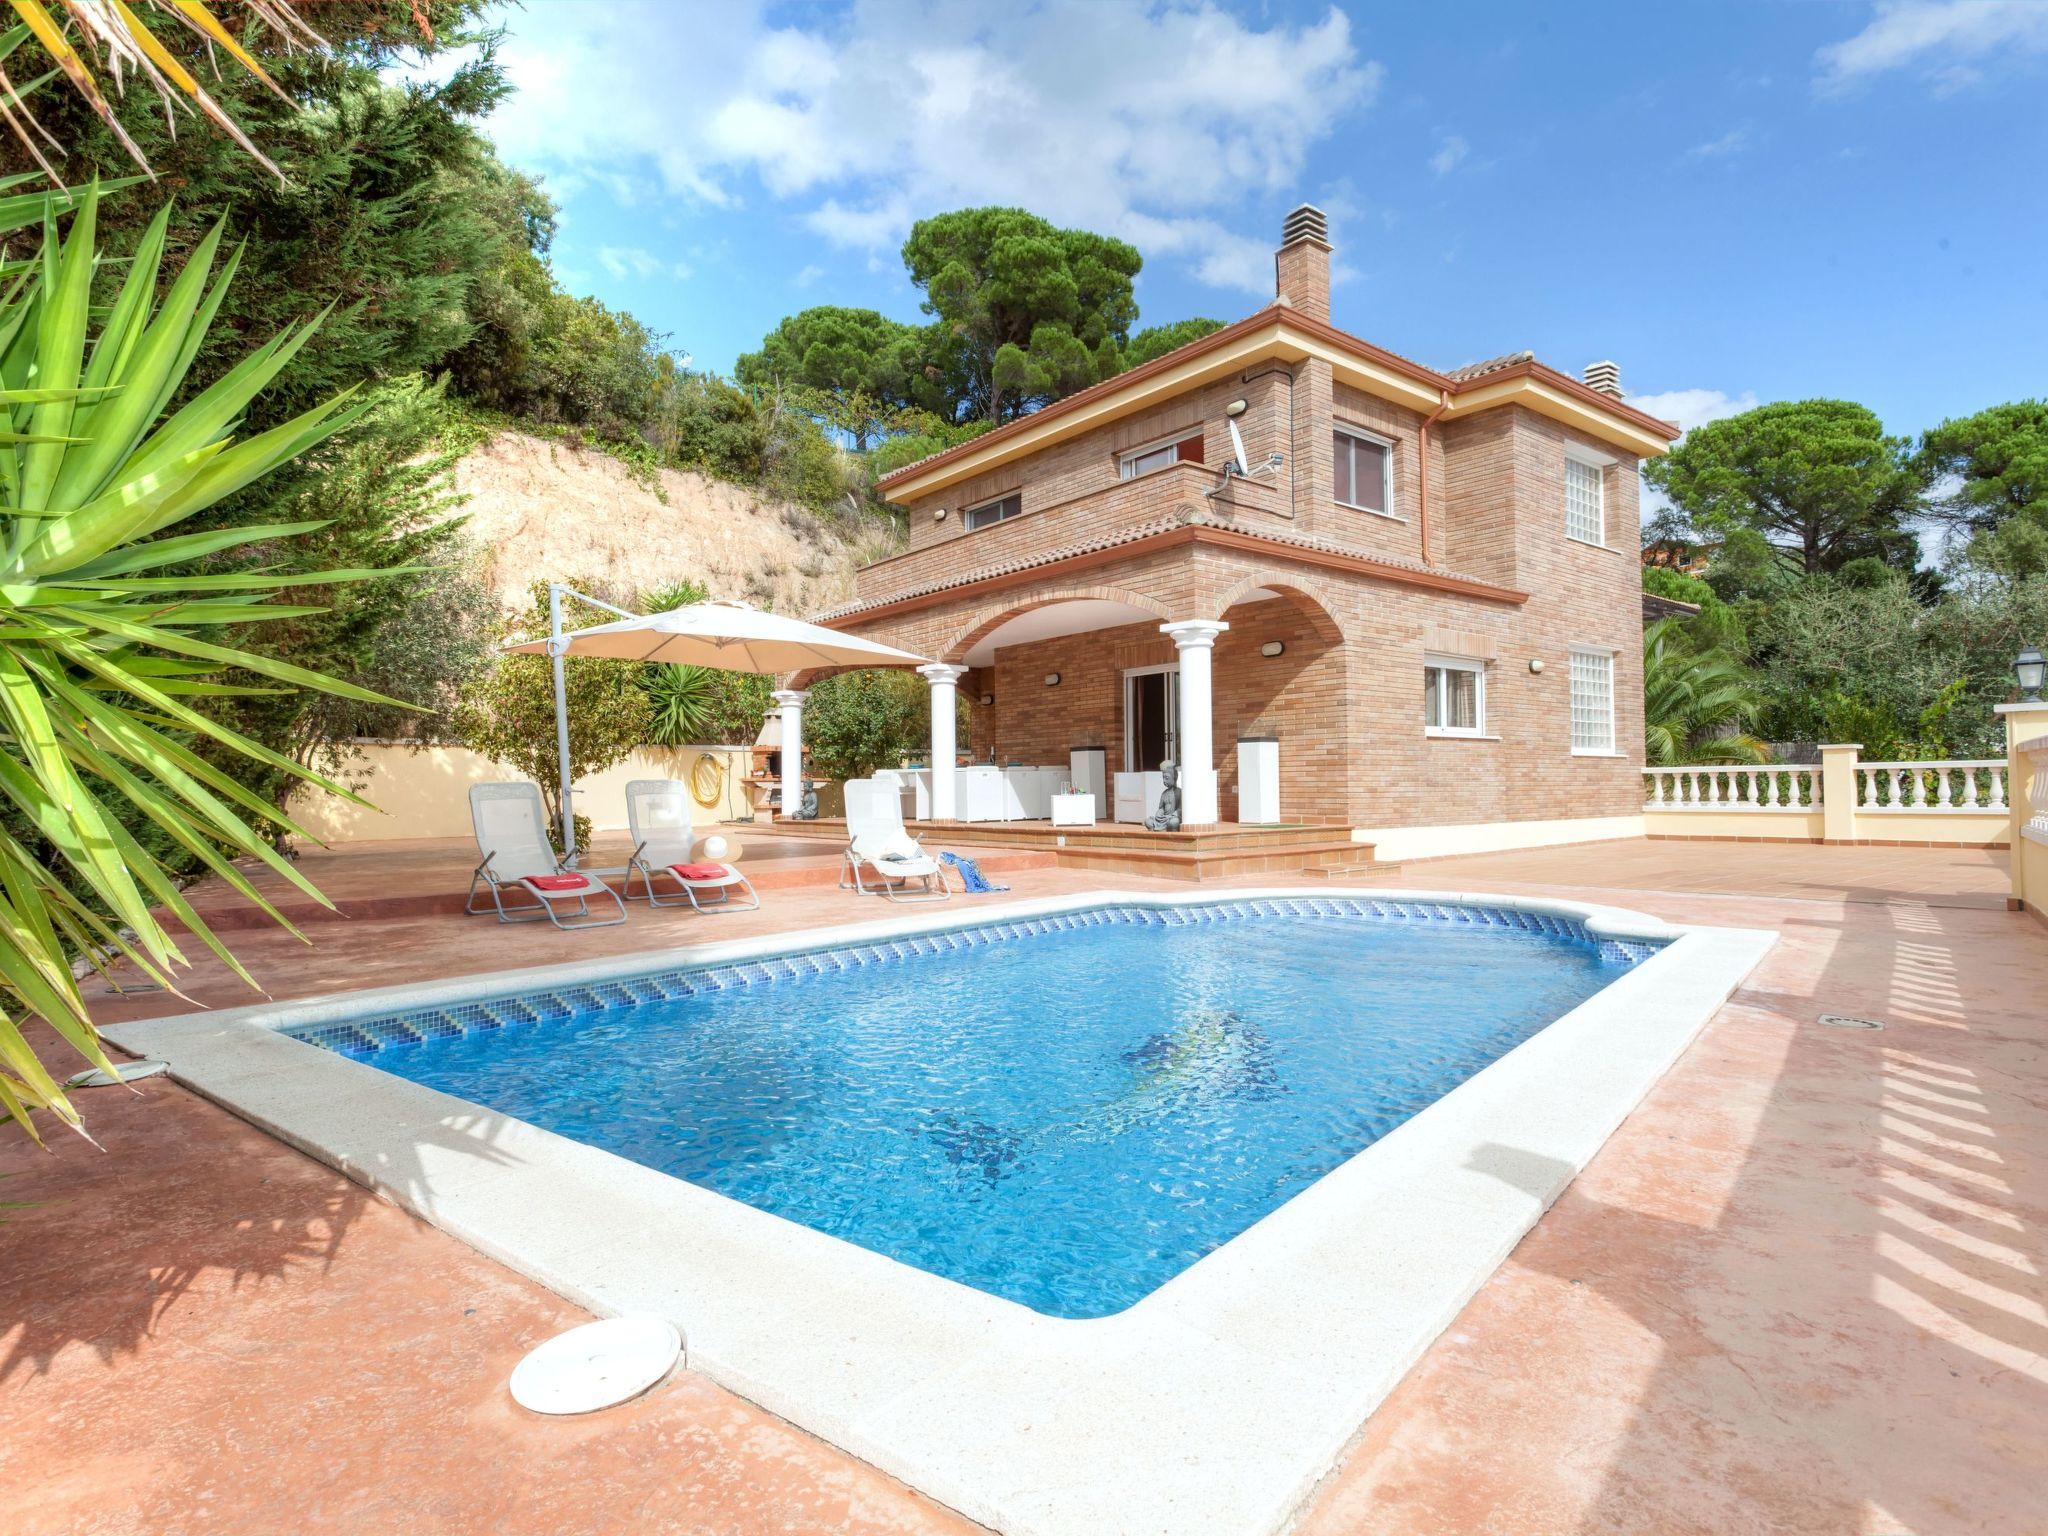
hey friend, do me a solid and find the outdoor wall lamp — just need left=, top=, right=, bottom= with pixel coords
left=2018, top=645, right=2046, bottom=703
left=1225, top=398, right=1248, bottom=417
left=1528, top=658, right=1546, bottom=674
left=979, top=693, right=995, bottom=706
left=1260, top=640, right=1284, bottom=657
left=1044, top=673, right=1061, bottom=687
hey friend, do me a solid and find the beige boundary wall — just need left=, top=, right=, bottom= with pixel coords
left=1641, top=746, right=2009, bottom=849
left=2002, top=703, right=2048, bottom=924
left=289, top=742, right=758, bottom=845
left=1352, top=814, right=1646, bottom=864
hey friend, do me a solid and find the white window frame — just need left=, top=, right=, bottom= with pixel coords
left=1117, top=430, right=1204, bottom=480
left=962, top=491, right=1023, bottom=532
left=1333, top=422, right=1398, bottom=519
left=1563, top=448, right=1609, bottom=548
left=1423, top=654, right=1487, bottom=738
left=1568, top=645, right=1617, bottom=756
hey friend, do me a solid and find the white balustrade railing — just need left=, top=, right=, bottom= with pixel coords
left=1644, top=765, right=1819, bottom=810
left=1855, top=760, right=2006, bottom=814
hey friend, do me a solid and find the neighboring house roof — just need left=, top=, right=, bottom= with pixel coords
left=1444, top=350, right=1535, bottom=381
left=1642, top=590, right=1703, bottom=622
left=815, top=509, right=1527, bottom=629
left=875, top=307, right=1680, bottom=501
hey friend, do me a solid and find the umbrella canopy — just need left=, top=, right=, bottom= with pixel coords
left=504, top=599, right=931, bottom=671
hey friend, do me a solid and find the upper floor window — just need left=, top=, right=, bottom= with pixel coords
left=1119, top=431, right=1204, bottom=479
left=1564, top=454, right=1606, bottom=546
left=963, top=492, right=1023, bottom=532
left=1424, top=655, right=1485, bottom=737
left=1333, top=424, right=1392, bottom=516
left=1569, top=646, right=1616, bottom=754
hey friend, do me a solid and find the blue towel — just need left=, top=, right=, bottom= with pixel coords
left=940, top=851, right=1009, bottom=893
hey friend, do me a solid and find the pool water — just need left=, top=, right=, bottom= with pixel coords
left=343, top=909, right=1629, bottom=1318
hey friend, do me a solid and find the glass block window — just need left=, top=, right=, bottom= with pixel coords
left=1564, top=456, right=1605, bottom=545
left=1333, top=426, right=1391, bottom=514
left=1424, top=657, right=1484, bottom=736
left=1569, top=647, right=1615, bottom=754
left=963, top=492, right=1023, bottom=531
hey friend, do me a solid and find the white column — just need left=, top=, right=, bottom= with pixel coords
left=770, top=688, right=807, bottom=820
left=919, top=663, right=969, bottom=821
left=1161, top=619, right=1228, bottom=825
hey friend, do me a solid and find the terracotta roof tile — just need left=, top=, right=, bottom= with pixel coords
left=811, top=514, right=1506, bottom=624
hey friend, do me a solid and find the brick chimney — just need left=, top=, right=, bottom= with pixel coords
left=1583, top=359, right=1622, bottom=398
left=1275, top=203, right=1331, bottom=323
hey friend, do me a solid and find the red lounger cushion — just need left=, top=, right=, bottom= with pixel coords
left=669, top=862, right=732, bottom=882
left=524, top=873, right=591, bottom=892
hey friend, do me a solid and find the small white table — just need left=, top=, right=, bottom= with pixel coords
left=1050, top=792, right=1097, bottom=828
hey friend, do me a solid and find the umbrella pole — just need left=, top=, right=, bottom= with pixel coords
left=549, top=582, right=577, bottom=864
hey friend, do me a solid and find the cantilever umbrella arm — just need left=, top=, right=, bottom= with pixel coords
left=546, top=584, right=643, bottom=865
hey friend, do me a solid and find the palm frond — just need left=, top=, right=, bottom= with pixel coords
left=1, top=0, right=333, bottom=189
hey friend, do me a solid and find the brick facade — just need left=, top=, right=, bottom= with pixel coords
left=807, top=210, right=1667, bottom=836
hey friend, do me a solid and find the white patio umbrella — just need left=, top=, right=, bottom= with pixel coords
left=504, top=587, right=931, bottom=856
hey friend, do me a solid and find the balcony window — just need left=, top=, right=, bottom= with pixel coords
left=1424, top=655, right=1485, bottom=737
left=963, top=492, right=1023, bottom=532
left=1333, top=425, right=1392, bottom=516
left=1118, top=432, right=1205, bottom=479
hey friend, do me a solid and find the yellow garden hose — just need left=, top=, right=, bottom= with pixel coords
left=690, top=751, right=727, bottom=810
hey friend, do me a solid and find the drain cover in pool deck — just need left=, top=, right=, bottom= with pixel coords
left=510, top=1316, right=681, bottom=1415
left=1818, top=1013, right=1886, bottom=1030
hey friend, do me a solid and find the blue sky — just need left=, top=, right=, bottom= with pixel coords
left=460, top=0, right=2048, bottom=441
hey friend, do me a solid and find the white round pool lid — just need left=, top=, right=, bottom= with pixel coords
left=509, top=1316, right=681, bottom=1415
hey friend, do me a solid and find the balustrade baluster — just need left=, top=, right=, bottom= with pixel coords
left=1990, top=766, right=2008, bottom=812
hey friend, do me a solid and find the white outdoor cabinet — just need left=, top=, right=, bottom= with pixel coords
left=959, top=764, right=1007, bottom=822
left=1113, top=770, right=1165, bottom=824
left=1237, top=737, right=1281, bottom=824
left=1068, top=747, right=1107, bottom=804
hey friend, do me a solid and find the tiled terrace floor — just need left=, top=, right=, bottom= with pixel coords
left=3, top=839, right=2041, bottom=1535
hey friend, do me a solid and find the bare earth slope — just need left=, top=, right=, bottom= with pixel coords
left=447, top=430, right=897, bottom=615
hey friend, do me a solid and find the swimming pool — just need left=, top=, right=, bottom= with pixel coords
left=285, top=897, right=1659, bottom=1318
left=110, top=888, right=1769, bottom=1536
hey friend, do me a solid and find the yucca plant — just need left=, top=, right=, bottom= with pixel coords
left=0, top=184, right=402, bottom=1140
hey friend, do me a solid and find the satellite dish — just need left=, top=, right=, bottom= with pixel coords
left=1227, top=417, right=1251, bottom=474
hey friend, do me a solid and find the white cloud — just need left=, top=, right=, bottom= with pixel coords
left=1428, top=133, right=1468, bottom=176
left=793, top=264, right=825, bottom=288
left=1686, top=126, right=1753, bottom=160
left=484, top=1, right=1380, bottom=297
left=1816, top=0, right=2048, bottom=92
left=1628, top=386, right=1759, bottom=525
left=1626, top=386, right=1760, bottom=438
left=596, top=246, right=692, bottom=282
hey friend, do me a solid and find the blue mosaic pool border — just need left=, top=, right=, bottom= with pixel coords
left=283, top=897, right=1669, bottom=1059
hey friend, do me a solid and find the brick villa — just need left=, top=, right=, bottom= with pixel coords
left=792, top=205, right=1681, bottom=862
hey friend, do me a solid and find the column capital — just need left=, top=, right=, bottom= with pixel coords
left=769, top=688, right=809, bottom=707
left=917, top=662, right=970, bottom=684
left=1161, top=618, right=1229, bottom=649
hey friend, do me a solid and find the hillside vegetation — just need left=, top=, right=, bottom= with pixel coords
left=452, top=429, right=897, bottom=616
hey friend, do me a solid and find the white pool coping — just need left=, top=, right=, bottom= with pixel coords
left=104, top=888, right=1775, bottom=1536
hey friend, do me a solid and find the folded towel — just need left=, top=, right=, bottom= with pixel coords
left=669, top=862, right=733, bottom=881
left=523, top=873, right=592, bottom=892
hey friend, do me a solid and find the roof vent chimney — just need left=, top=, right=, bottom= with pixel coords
left=1583, top=359, right=1622, bottom=398
left=1275, top=203, right=1332, bottom=324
